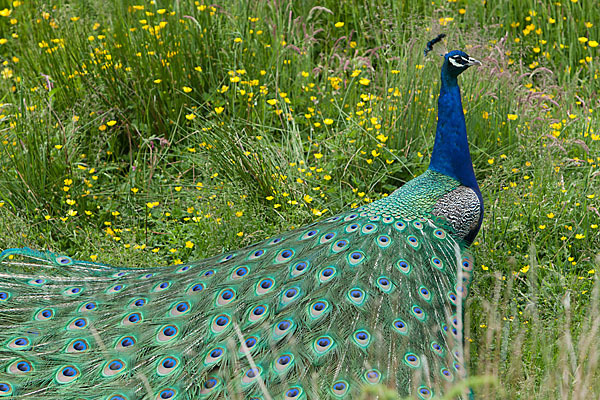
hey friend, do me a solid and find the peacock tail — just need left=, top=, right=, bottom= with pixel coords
left=0, top=45, right=483, bottom=400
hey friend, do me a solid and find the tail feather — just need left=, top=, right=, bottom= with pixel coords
left=0, top=212, right=472, bottom=399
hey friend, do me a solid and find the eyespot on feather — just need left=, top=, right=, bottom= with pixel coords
left=247, top=249, right=266, bottom=260
left=347, top=288, right=366, bottom=306
left=290, top=261, right=310, bottom=278
left=152, top=281, right=172, bottom=292
left=79, top=301, right=97, bottom=312
left=275, top=249, right=295, bottom=263
left=156, top=356, right=180, bottom=376
left=307, top=299, right=330, bottom=320
left=35, top=308, right=54, bottom=321
left=272, top=352, right=294, bottom=374
left=128, top=298, right=148, bottom=308
left=392, top=318, right=408, bottom=335
left=204, top=346, right=225, bottom=365
left=154, top=388, right=177, bottom=400
left=404, top=352, right=421, bottom=368
left=187, top=282, right=205, bottom=295
left=238, top=335, right=259, bottom=355
left=241, top=366, right=263, bottom=386
left=283, top=386, right=304, bottom=400
left=115, top=336, right=136, bottom=351
left=352, top=329, right=371, bottom=348
left=55, top=255, right=73, bottom=265
left=363, top=369, right=381, bottom=384
left=66, top=317, right=88, bottom=331
left=347, top=251, right=365, bottom=266
left=319, top=232, right=336, bottom=244
left=64, top=286, right=83, bottom=296
left=170, top=301, right=191, bottom=317
left=248, top=304, right=269, bottom=324
left=55, top=365, right=80, bottom=384
left=210, top=314, right=231, bottom=335
left=331, top=380, right=349, bottom=397
left=280, top=286, right=301, bottom=308
left=215, top=288, right=236, bottom=306
left=318, top=266, right=337, bottom=283
left=7, top=359, right=33, bottom=374
left=417, top=385, right=434, bottom=400
left=272, top=319, right=295, bottom=340
left=156, top=325, right=179, bottom=343
left=122, top=312, right=143, bottom=326
left=102, top=359, right=127, bottom=378
left=66, top=338, right=90, bottom=353
left=7, top=337, right=31, bottom=350
left=255, top=277, right=275, bottom=295
left=199, top=376, right=221, bottom=395
left=0, top=382, right=12, bottom=396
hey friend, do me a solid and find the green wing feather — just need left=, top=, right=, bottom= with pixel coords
left=0, top=204, right=473, bottom=399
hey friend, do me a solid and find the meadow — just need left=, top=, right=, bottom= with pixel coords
left=0, top=0, right=599, bottom=398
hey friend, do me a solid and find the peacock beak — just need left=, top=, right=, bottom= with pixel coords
left=466, top=57, right=481, bottom=66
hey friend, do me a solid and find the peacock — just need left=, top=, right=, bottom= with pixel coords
left=0, top=38, right=482, bottom=399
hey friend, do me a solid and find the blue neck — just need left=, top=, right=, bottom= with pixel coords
left=428, top=66, right=479, bottom=190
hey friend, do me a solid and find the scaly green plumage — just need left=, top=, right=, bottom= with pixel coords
left=368, top=170, right=461, bottom=219
left=0, top=45, right=482, bottom=399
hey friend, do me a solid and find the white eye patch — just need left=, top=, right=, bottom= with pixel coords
left=448, top=55, right=479, bottom=68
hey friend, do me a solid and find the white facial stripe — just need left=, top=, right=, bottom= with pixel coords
left=448, top=57, right=464, bottom=67
left=449, top=55, right=479, bottom=68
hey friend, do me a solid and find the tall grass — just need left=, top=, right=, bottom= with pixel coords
left=0, top=0, right=599, bottom=398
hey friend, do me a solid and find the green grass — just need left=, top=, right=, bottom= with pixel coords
left=1, top=0, right=599, bottom=398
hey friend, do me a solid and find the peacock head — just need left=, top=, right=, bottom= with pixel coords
left=443, top=50, right=481, bottom=77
